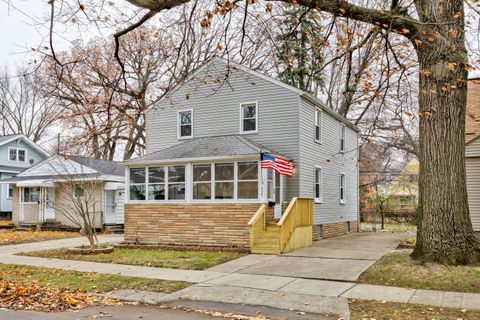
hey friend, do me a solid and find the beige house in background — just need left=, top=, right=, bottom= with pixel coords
left=2, top=155, right=125, bottom=230
left=466, top=78, right=480, bottom=235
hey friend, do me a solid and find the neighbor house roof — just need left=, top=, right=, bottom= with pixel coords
left=0, top=154, right=124, bottom=184
left=466, top=78, right=480, bottom=144
left=0, top=134, right=49, bottom=157
left=124, top=135, right=285, bottom=165
left=152, top=57, right=360, bottom=133
left=0, top=165, right=26, bottom=173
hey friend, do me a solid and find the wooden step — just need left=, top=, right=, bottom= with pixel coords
left=251, top=247, right=281, bottom=254
left=254, top=238, right=279, bottom=246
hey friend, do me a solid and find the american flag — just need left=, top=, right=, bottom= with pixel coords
left=261, top=153, right=294, bottom=177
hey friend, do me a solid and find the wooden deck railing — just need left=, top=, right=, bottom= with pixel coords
left=277, top=197, right=313, bottom=252
left=247, top=204, right=266, bottom=249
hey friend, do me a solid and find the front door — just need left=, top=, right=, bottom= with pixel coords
left=44, top=187, right=55, bottom=220
left=104, top=190, right=116, bottom=225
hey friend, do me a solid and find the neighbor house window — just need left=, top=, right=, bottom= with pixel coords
left=7, top=184, right=13, bottom=199
left=9, top=148, right=27, bottom=162
left=193, top=164, right=212, bottom=200
left=74, top=184, right=85, bottom=198
left=315, top=167, right=322, bottom=203
left=340, top=173, right=346, bottom=203
left=315, top=109, right=322, bottom=143
left=168, top=166, right=186, bottom=200
left=23, top=187, right=39, bottom=203
left=214, top=163, right=234, bottom=199
left=178, top=110, right=193, bottom=139
left=130, top=168, right=146, bottom=200
left=237, top=162, right=258, bottom=199
left=148, top=167, right=165, bottom=200
left=240, top=102, right=258, bottom=133
left=340, top=124, right=346, bottom=152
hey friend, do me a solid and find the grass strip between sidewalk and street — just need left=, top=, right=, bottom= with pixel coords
left=0, top=230, right=80, bottom=246
left=359, top=249, right=480, bottom=293
left=20, top=247, right=246, bottom=270
left=0, top=264, right=190, bottom=293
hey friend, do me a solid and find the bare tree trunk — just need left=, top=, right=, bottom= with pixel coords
left=412, top=22, right=480, bottom=264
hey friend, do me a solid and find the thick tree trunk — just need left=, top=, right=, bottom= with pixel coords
left=411, top=29, right=480, bottom=264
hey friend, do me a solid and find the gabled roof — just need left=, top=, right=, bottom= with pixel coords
left=152, top=57, right=359, bottom=133
left=0, top=134, right=49, bottom=157
left=0, top=154, right=124, bottom=183
left=124, top=135, right=285, bottom=165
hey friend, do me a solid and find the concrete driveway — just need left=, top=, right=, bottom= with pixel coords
left=209, top=231, right=407, bottom=282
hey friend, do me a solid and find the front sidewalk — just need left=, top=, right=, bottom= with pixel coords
left=0, top=233, right=479, bottom=317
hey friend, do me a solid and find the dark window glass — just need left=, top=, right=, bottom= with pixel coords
left=148, top=167, right=165, bottom=183
left=130, top=168, right=146, bottom=184
left=215, top=163, right=234, bottom=180
left=130, top=185, right=146, bottom=200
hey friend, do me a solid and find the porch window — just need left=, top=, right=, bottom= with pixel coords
left=340, top=173, right=346, bottom=204
left=315, top=166, right=322, bottom=203
left=130, top=168, right=146, bottom=200
left=340, top=124, right=346, bottom=152
left=214, top=163, right=234, bottom=199
left=315, top=109, right=322, bottom=143
left=74, top=184, right=85, bottom=198
left=168, top=166, right=186, bottom=200
left=23, top=187, right=39, bottom=203
left=193, top=164, right=212, bottom=200
left=237, top=161, right=258, bottom=199
left=240, top=102, right=258, bottom=133
left=148, top=167, right=165, bottom=200
left=178, top=110, right=193, bottom=139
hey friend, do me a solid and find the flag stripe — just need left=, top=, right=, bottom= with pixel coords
left=260, top=152, right=294, bottom=177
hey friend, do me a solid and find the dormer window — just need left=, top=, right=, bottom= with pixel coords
left=178, top=110, right=193, bottom=139
left=9, top=147, right=27, bottom=163
left=240, top=102, right=258, bottom=134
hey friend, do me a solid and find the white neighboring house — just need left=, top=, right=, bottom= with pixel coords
left=1, top=154, right=125, bottom=229
left=0, top=134, right=49, bottom=218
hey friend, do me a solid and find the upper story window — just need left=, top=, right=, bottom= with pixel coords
left=340, top=173, right=346, bottom=204
left=314, top=166, right=322, bottom=203
left=315, top=109, right=322, bottom=143
left=240, top=102, right=258, bottom=134
left=340, top=124, right=346, bottom=152
left=178, top=110, right=193, bottom=139
left=9, top=148, right=27, bottom=163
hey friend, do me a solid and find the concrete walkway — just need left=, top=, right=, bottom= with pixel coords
left=1, top=232, right=479, bottom=318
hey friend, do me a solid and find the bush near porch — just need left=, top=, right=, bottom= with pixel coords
left=359, top=249, right=480, bottom=293
left=0, top=229, right=79, bottom=246
left=21, top=247, right=246, bottom=270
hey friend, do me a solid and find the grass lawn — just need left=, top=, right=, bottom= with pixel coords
left=359, top=249, right=480, bottom=293
left=349, top=299, right=480, bottom=320
left=0, top=229, right=80, bottom=246
left=0, top=264, right=189, bottom=293
left=21, top=247, right=246, bottom=270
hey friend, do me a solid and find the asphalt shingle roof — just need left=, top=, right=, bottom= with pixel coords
left=67, top=156, right=124, bottom=176
left=126, top=135, right=284, bottom=164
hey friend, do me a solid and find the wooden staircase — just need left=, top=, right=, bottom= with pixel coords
left=248, top=197, right=314, bottom=254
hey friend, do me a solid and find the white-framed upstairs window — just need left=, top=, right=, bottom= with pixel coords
left=178, top=109, right=193, bottom=139
left=314, top=166, right=322, bottom=203
left=315, top=109, right=322, bottom=143
left=340, top=124, right=346, bottom=153
left=9, top=147, right=27, bottom=163
left=240, top=102, right=258, bottom=134
left=340, top=173, right=346, bottom=204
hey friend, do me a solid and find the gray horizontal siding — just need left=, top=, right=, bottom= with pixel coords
left=467, top=157, right=480, bottom=231
left=466, top=139, right=480, bottom=157
left=146, top=59, right=301, bottom=200
left=299, top=98, right=359, bottom=225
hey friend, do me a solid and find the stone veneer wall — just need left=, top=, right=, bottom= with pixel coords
left=124, top=203, right=262, bottom=248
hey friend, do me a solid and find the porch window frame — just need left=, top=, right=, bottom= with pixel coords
left=129, top=167, right=147, bottom=201
left=239, top=101, right=258, bottom=134
left=192, top=163, right=213, bottom=201
left=237, top=161, right=259, bottom=200
left=22, top=187, right=40, bottom=204
left=177, top=109, right=193, bottom=140
left=314, top=166, right=323, bottom=203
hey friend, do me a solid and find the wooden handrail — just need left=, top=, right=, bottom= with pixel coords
left=277, top=197, right=313, bottom=252
left=248, top=204, right=266, bottom=226
left=248, top=204, right=266, bottom=250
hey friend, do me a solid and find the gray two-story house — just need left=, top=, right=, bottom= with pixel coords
left=123, top=58, right=359, bottom=253
left=0, top=134, right=49, bottom=218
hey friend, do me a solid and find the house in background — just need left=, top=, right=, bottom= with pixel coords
left=0, top=134, right=49, bottom=219
left=386, top=159, right=419, bottom=215
left=123, top=58, right=359, bottom=253
left=466, top=77, right=480, bottom=236
left=2, top=155, right=125, bottom=230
